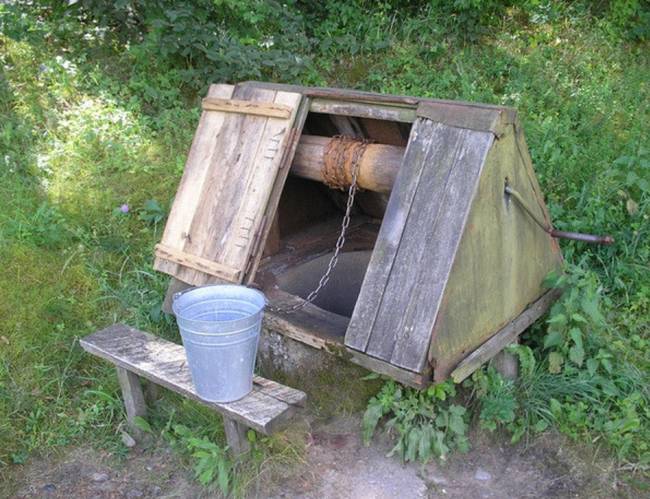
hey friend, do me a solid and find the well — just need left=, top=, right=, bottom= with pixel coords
left=156, top=82, right=565, bottom=388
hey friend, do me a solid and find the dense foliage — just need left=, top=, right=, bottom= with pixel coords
left=1, top=0, right=648, bottom=492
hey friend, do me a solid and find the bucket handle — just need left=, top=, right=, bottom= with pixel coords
left=172, top=288, right=194, bottom=303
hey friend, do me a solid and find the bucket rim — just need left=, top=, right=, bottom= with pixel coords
left=172, top=284, right=266, bottom=327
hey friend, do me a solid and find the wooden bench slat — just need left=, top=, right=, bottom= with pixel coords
left=80, top=324, right=305, bottom=435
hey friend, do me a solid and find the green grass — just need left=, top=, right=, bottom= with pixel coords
left=0, top=0, right=648, bottom=492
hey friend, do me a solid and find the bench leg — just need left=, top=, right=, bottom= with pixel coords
left=116, top=367, right=147, bottom=435
left=223, top=417, right=250, bottom=456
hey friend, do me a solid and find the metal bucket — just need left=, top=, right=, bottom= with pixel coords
left=172, top=285, right=265, bottom=403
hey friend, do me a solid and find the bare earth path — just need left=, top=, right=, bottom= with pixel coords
left=7, top=415, right=625, bottom=498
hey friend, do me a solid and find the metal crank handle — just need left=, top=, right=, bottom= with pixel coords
left=504, top=185, right=614, bottom=245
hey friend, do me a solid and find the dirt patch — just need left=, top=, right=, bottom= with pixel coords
left=6, top=443, right=204, bottom=499
left=270, top=416, right=622, bottom=499
left=4, top=415, right=631, bottom=499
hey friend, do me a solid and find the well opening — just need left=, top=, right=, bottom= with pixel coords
left=276, top=250, right=372, bottom=317
left=257, top=110, right=410, bottom=347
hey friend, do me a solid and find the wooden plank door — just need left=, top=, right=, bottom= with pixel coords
left=154, top=84, right=305, bottom=286
left=345, top=115, right=494, bottom=374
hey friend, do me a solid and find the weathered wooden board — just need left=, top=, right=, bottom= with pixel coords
left=310, top=98, right=417, bottom=123
left=80, top=324, right=306, bottom=434
left=450, top=289, right=562, bottom=383
left=345, top=117, right=494, bottom=374
left=417, top=101, right=516, bottom=136
left=345, top=118, right=439, bottom=353
left=429, top=124, right=563, bottom=380
left=154, top=84, right=304, bottom=286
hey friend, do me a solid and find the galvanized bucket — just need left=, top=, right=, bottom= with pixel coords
left=172, top=285, right=265, bottom=403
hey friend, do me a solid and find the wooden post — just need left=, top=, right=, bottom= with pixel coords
left=223, top=417, right=251, bottom=456
left=116, top=367, right=147, bottom=436
left=492, top=345, right=519, bottom=380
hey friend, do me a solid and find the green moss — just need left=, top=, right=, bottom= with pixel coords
left=258, top=344, right=383, bottom=418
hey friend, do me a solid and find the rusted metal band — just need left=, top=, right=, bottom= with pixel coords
left=322, top=136, right=372, bottom=190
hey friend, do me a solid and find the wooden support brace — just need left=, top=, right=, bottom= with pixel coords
left=116, top=366, right=147, bottom=436
left=202, top=97, right=293, bottom=119
left=154, top=244, right=241, bottom=282
left=223, top=417, right=251, bottom=456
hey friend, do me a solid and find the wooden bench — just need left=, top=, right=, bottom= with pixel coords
left=80, top=324, right=306, bottom=455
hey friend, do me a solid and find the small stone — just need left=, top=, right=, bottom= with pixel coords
left=91, top=472, right=109, bottom=483
left=121, top=431, right=137, bottom=448
left=42, top=483, right=56, bottom=493
left=429, top=474, right=447, bottom=485
left=127, top=489, right=144, bottom=498
left=150, top=485, right=162, bottom=496
left=474, top=469, right=492, bottom=481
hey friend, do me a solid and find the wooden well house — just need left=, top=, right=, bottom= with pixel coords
left=154, top=82, right=564, bottom=388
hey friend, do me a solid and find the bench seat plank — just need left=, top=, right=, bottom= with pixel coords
left=80, top=324, right=305, bottom=435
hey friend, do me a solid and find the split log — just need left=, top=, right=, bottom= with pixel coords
left=291, top=135, right=404, bottom=193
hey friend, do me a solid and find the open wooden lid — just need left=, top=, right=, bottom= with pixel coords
left=154, top=83, right=306, bottom=286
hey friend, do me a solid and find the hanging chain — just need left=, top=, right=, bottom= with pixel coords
left=267, top=142, right=364, bottom=314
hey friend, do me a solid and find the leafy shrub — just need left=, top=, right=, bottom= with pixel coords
left=363, top=380, right=469, bottom=462
left=68, top=0, right=313, bottom=90
left=470, top=265, right=650, bottom=467
left=168, top=424, right=233, bottom=494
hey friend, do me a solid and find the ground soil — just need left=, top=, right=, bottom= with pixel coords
left=5, top=413, right=635, bottom=499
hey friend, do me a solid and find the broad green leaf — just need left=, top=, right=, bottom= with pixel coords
left=548, top=352, right=564, bottom=373
left=543, top=330, right=563, bottom=349
left=580, top=295, right=605, bottom=325
left=405, top=428, right=420, bottom=462
left=547, top=313, right=567, bottom=327
left=419, top=425, right=432, bottom=462
left=449, top=412, right=466, bottom=435
left=571, top=313, right=588, bottom=323
left=569, top=344, right=584, bottom=367
left=549, top=398, right=562, bottom=416
left=600, top=358, right=613, bottom=374
left=510, top=425, right=525, bottom=443
left=586, top=358, right=598, bottom=376
left=534, top=419, right=549, bottom=433
left=568, top=328, right=583, bottom=349
left=133, top=416, right=152, bottom=433
left=448, top=405, right=466, bottom=416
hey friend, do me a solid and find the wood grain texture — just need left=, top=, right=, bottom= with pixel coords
left=417, top=101, right=516, bottom=136
left=310, top=98, right=417, bottom=123
left=429, top=125, right=563, bottom=381
left=116, top=367, right=147, bottom=431
left=345, top=118, right=438, bottom=352
left=384, top=128, right=494, bottom=372
left=154, top=83, right=235, bottom=281
left=223, top=417, right=251, bottom=455
left=80, top=324, right=306, bottom=434
left=154, top=84, right=304, bottom=286
left=202, top=97, right=292, bottom=118
left=346, top=120, right=493, bottom=374
left=347, top=349, right=430, bottom=389
left=243, top=95, right=311, bottom=285
left=450, top=289, right=561, bottom=383
left=241, top=81, right=516, bottom=113
left=154, top=244, right=240, bottom=281
left=290, top=135, right=404, bottom=193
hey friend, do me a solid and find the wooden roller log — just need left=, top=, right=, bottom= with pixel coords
left=291, top=135, right=404, bottom=193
